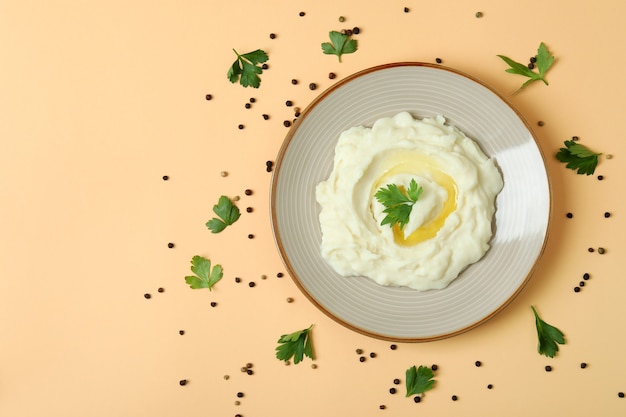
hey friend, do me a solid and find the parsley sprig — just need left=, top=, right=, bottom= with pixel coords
left=321, top=31, right=357, bottom=62
left=531, top=306, right=565, bottom=358
left=206, top=195, right=241, bottom=233
left=497, top=42, right=555, bottom=93
left=275, top=325, right=314, bottom=364
left=405, top=365, right=435, bottom=397
left=184, top=255, right=223, bottom=291
left=556, top=140, right=601, bottom=175
left=227, top=49, right=268, bottom=88
left=374, top=179, right=423, bottom=230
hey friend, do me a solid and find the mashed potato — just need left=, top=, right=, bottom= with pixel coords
left=315, top=112, right=503, bottom=291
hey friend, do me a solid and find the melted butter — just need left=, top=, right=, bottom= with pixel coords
left=371, top=152, right=457, bottom=246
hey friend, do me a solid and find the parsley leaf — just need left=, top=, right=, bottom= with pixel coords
left=206, top=195, right=241, bottom=233
left=497, top=42, right=555, bottom=93
left=531, top=306, right=565, bottom=358
left=374, top=179, right=423, bottom=230
left=275, top=325, right=314, bottom=364
left=321, top=31, right=357, bottom=62
left=556, top=140, right=601, bottom=175
left=227, top=49, right=268, bottom=88
left=184, top=255, right=223, bottom=291
left=405, top=365, right=435, bottom=397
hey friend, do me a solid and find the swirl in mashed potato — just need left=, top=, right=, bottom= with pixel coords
left=315, top=112, right=503, bottom=291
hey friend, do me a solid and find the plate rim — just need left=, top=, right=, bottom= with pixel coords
left=270, top=62, right=553, bottom=342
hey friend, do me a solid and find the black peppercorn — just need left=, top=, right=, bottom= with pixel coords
left=262, top=63, right=268, bottom=70
left=205, top=94, right=212, bottom=100
left=238, top=124, right=244, bottom=130
left=299, top=11, right=305, bottom=16
left=329, top=72, right=336, bottom=79
left=162, top=175, right=169, bottom=181
left=390, top=344, right=397, bottom=350
left=574, top=286, right=581, bottom=293
left=245, top=103, right=251, bottom=109
left=566, top=212, right=573, bottom=218
left=179, top=330, right=185, bottom=335
left=537, top=120, right=545, bottom=126
left=370, top=352, right=377, bottom=358
left=167, top=242, right=174, bottom=248
left=431, top=364, right=438, bottom=371
left=308, top=83, right=317, bottom=90
left=487, top=384, right=493, bottom=389
left=619, top=392, right=624, bottom=398
left=597, top=175, right=604, bottom=180
left=244, top=189, right=252, bottom=195
left=237, top=392, right=244, bottom=398
left=283, top=120, right=291, bottom=127
left=269, top=33, right=276, bottom=39
left=583, top=273, right=590, bottom=280
left=604, top=212, right=611, bottom=218
left=262, top=114, right=269, bottom=120
left=379, top=405, right=386, bottom=410
left=277, top=272, right=284, bottom=277
left=144, top=293, right=151, bottom=299
left=356, top=348, right=363, bottom=354
left=235, top=277, right=241, bottom=283
left=285, top=100, right=293, bottom=106
left=179, top=379, right=187, bottom=386
left=436, top=57, right=442, bottom=63
left=580, top=362, right=587, bottom=369
left=404, top=7, right=410, bottom=13
left=545, top=365, right=552, bottom=372
left=414, top=396, right=421, bottom=403
left=210, top=301, right=217, bottom=307
left=353, top=27, right=360, bottom=34
left=158, top=287, right=164, bottom=293
left=475, top=360, right=482, bottom=367
left=246, top=207, right=253, bottom=213
left=451, top=395, right=458, bottom=401
left=249, top=282, right=255, bottom=287
left=291, top=79, right=298, bottom=85
left=393, top=378, right=400, bottom=385
left=359, top=356, right=366, bottom=362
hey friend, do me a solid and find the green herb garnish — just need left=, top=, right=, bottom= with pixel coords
left=275, top=325, right=314, bottom=364
left=531, top=306, right=565, bottom=358
left=206, top=195, right=241, bottom=233
left=227, top=49, right=268, bottom=88
left=556, top=140, right=601, bottom=175
left=184, top=255, right=223, bottom=291
left=405, top=365, right=435, bottom=397
left=321, top=31, right=357, bottom=62
left=374, top=179, right=423, bottom=230
left=497, top=42, right=555, bottom=93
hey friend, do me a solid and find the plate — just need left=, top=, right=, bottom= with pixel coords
left=270, top=63, right=551, bottom=342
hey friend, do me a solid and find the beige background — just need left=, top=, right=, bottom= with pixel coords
left=1, top=0, right=625, bottom=416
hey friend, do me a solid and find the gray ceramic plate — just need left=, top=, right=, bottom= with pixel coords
left=270, top=63, right=551, bottom=342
